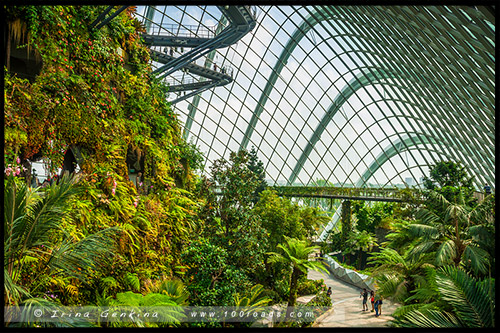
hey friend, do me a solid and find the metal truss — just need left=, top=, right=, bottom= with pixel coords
left=133, top=5, right=495, bottom=190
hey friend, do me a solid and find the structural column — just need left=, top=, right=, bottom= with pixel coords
left=340, top=199, right=352, bottom=245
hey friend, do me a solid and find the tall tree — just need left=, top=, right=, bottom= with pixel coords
left=422, top=161, right=475, bottom=203
left=201, top=150, right=269, bottom=277
left=247, top=146, right=267, bottom=204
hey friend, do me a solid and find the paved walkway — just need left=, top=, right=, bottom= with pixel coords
left=307, top=269, right=399, bottom=327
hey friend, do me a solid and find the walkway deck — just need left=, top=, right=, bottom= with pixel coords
left=307, top=269, right=399, bottom=327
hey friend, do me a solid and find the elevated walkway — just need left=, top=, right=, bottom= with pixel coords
left=272, top=186, right=406, bottom=203
left=144, top=6, right=256, bottom=79
left=151, top=49, right=234, bottom=104
left=142, top=24, right=216, bottom=48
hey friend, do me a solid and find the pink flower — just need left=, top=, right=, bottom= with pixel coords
left=16, top=157, right=21, bottom=164
left=111, top=188, right=116, bottom=195
left=133, top=201, right=138, bottom=208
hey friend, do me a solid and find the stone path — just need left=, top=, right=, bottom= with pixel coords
left=307, top=269, right=399, bottom=327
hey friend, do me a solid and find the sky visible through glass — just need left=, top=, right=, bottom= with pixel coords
left=133, top=5, right=495, bottom=190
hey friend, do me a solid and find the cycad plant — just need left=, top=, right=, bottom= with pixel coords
left=267, top=237, right=328, bottom=309
left=395, top=265, right=495, bottom=328
left=408, top=190, right=494, bottom=276
left=369, top=247, right=435, bottom=303
left=4, top=173, right=118, bottom=307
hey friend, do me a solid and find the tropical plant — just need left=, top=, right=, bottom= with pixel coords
left=4, top=173, right=118, bottom=306
left=180, top=238, right=249, bottom=306
left=343, top=230, right=378, bottom=270
left=369, top=247, right=435, bottom=303
left=233, top=284, right=271, bottom=308
left=143, top=277, right=189, bottom=306
left=107, top=290, right=186, bottom=327
left=267, top=237, right=328, bottom=309
left=395, top=265, right=495, bottom=328
left=408, top=190, right=494, bottom=276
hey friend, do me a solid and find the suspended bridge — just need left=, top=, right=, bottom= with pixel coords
left=272, top=186, right=409, bottom=202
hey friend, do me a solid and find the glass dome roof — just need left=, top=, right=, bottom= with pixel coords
left=134, top=5, right=495, bottom=190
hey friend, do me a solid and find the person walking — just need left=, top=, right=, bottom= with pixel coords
left=370, top=290, right=375, bottom=312
left=326, top=287, right=332, bottom=298
left=374, top=293, right=382, bottom=317
left=377, top=295, right=383, bottom=316
left=360, top=288, right=368, bottom=311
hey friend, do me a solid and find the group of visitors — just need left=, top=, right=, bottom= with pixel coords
left=360, top=288, right=383, bottom=317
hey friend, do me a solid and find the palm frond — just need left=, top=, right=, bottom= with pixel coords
left=6, top=174, right=79, bottom=271
left=156, top=278, right=189, bottom=306
left=444, top=204, right=468, bottom=225
left=408, top=223, right=440, bottom=239
left=462, top=245, right=490, bottom=277
left=436, top=265, right=494, bottom=327
left=392, top=302, right=438, bottom=318
left=468, top=194, right=495, bottom=225
left=4, top=268, right=31, bottom=305
left=407, top=240, right=437, bottom=260
left=47, top=227, right=119, bottom=280
left=399, top=309, right=463, bottom=328
left=434, top=239, right=457, bottom=267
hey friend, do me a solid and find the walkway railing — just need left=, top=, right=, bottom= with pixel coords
left=148, top=23, right=217, bottom=39
left=273, top=186, right=406, bottom=202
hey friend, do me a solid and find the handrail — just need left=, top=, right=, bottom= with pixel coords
left=148, top=23, right=217, bottom=39
left=139, top=5, right=256, bottom=100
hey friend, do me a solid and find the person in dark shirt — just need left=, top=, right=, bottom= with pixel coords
left=360, top=288, right=368, bottom=311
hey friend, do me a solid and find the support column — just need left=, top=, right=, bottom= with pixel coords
left=340, top=200, right=352, bottom=245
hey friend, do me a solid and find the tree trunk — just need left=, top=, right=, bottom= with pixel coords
left=286, top=267, right=301, bottom=321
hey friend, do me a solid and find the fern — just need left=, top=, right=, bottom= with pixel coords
left=123, top=272, right=141, bottom=292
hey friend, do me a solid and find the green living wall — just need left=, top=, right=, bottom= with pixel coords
left=4, top=5, right=203, bottom=308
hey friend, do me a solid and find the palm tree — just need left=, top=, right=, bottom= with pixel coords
left=395, top=265, right=495, bottom=328
left=369, top=247, right=435, bottom=303
left=408, top=190, right=494, bottom=276
left=267, top=237, right=328, bottom=310
left=4, top=173, right=118, bottom=306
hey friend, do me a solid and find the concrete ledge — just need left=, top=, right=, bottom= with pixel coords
left=323, top=254, right=375, bottom=290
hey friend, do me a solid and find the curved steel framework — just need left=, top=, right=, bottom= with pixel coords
left=134, top=5, right=495, bottom=190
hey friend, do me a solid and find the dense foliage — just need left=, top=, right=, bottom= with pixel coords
left=368, top=162, right=495, bottom=328
left=4, top=7, right=330, bottom=326
left=4, top=5, right=494, bottom=329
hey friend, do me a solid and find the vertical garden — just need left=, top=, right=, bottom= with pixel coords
left=3, top=5, right=495, bottom=329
